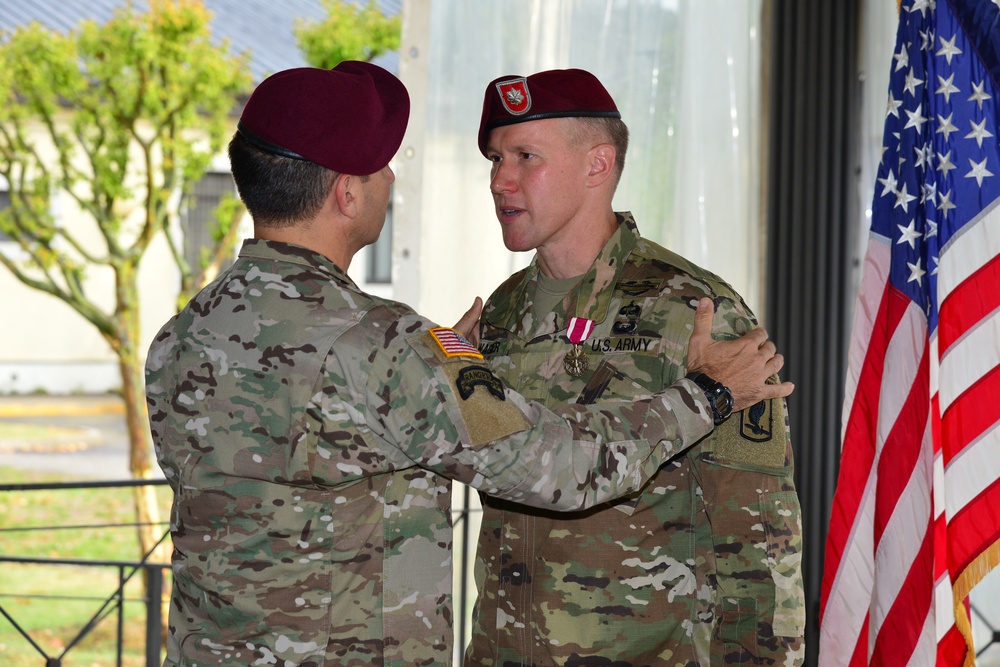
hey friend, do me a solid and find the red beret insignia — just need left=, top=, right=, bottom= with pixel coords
left=478, top=69, right=621, bottom=156
left=495, top=78, right=531, bottom=116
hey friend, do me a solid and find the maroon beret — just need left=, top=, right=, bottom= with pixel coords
left=238, top=61, right=409, bottom=175
left=478, top=68, right=620, bottom=156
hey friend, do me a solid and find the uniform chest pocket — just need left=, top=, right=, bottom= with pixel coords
left=575, top=358, right=667, bottom=517
left=575, top=358, right=663, bottom=404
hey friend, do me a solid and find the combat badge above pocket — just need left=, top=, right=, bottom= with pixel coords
left=614, top=278, right=662, bottom=298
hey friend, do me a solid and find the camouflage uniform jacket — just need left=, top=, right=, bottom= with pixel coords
left=467, top=213, right=805, bottom=666
left=144, top=239, right=719, bottom=667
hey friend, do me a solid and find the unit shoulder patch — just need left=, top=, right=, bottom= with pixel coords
left=740, top=399, right=773, bottom=442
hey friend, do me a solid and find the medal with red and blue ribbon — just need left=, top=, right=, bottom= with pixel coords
left=563, top=316, right=594, bottom=377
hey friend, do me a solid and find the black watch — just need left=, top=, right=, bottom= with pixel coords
left=686, top=372, right=734, bottom=425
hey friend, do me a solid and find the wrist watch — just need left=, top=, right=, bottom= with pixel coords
left=686, top=372, right=734, bottom=425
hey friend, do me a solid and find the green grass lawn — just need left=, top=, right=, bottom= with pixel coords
left=0, top=466, right=174, bottom=667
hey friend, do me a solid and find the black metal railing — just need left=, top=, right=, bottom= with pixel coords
left=5, top=477, right=1000, bottom=665
left=0, top=478, right=170, bottom=667
left=0, top=477, right=484, bottom=666
left=974, top=602, right=1000, bottom=660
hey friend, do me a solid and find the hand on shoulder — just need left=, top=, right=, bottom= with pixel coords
left=686, top=297, right=794, bottom=411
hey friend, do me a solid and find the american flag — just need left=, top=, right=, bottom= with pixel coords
left=429, top=327, right=483, bottom=359
left=819, top=1, right=1000, bottom=665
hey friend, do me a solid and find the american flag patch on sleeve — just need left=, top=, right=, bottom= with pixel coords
left=429, top=328, right=484, bottom=359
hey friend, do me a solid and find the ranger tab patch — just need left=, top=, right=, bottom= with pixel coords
left=456, top=366, right=506, bottom=401
left=429, top=327, right=484, bottom=359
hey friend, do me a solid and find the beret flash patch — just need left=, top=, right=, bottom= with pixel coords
left=496, top=78, right=531, bottom=115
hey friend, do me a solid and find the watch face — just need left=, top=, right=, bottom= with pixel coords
left=715, top=388, right=734, bottom=418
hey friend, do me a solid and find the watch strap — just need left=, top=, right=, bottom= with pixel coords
left=686, top=371, right=734, bottom=425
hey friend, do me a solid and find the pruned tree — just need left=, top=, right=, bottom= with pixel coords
left=0, top=0, right=251, bottom=563
left=294, top=0, right=401, bottom=68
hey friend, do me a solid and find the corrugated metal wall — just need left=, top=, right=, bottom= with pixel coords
left=764, top=1, right=862, bottom=663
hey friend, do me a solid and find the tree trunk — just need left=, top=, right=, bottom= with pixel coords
left=118, top=348, right=171, bottom=637
left=119, top=352, right=168, bottom=559
left=113, top=266, right=171, bottom=647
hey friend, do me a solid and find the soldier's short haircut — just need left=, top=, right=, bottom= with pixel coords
left=568, top=116, right=630, bottom=187
left=228, top=131, right=337, bottom=228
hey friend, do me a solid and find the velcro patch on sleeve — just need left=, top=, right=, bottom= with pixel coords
left=429, top=327, right=484, bottom=359
left=439, top=363, right=530, bottom=446
left=702, top=398, right=788, bottom=471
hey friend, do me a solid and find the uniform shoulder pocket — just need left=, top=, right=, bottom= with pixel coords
left=404, top=329, right=530, bottom=446
left=700, top=396, right=791, bottom=475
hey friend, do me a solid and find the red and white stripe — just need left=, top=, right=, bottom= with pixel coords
left=429, top=327, right=483, bottom=359
left=566, top=317, right=595, bottom=345
left=820, top=206, right=1000, bottom=665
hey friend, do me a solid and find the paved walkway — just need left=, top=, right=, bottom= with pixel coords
left=0, top=394, right=156, bottom=479
left=0, top=394, right=125, bottom=418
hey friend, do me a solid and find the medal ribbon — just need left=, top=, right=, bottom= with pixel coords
left=566, top=317, right=595, bottom=344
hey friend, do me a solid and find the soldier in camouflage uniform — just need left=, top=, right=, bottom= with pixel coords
left=145, top=63, right=792, bottom=667
left=466, top=69, right=806, bottom=666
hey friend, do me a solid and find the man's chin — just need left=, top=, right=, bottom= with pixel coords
left=500, top=233, right=532, bottom=253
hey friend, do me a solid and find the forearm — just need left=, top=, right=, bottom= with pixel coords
left=377, top=370, right=713, bottom=511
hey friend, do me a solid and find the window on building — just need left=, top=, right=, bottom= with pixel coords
left=365, top=192, right=393, bottom=284
left=183, top=172, right=238, bottom=271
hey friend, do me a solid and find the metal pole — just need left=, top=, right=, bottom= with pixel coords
left=117, top=565, right=125, bottom=667
left=145, top=566, right=163, bottom=667
left=458, top=484, right=471, bottom=665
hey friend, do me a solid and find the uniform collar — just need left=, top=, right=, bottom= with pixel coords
left=239, top=238, right=359, bottom=290
left=486, top=212, right=641, bottom=338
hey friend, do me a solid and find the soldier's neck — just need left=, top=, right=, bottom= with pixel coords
left=536, top=210, right=618, bottom=279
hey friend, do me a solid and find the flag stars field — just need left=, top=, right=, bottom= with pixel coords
left=964, top=157, right=992, bottom=187
left=936, top=74, right=959, bottom=102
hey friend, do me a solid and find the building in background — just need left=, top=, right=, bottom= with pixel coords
left=0, top=0, right=400, bottom=394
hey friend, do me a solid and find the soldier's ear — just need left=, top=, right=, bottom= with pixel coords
left=333, top=173, right=357, bottom=218
left=586, top=144, right=615, bottom=188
